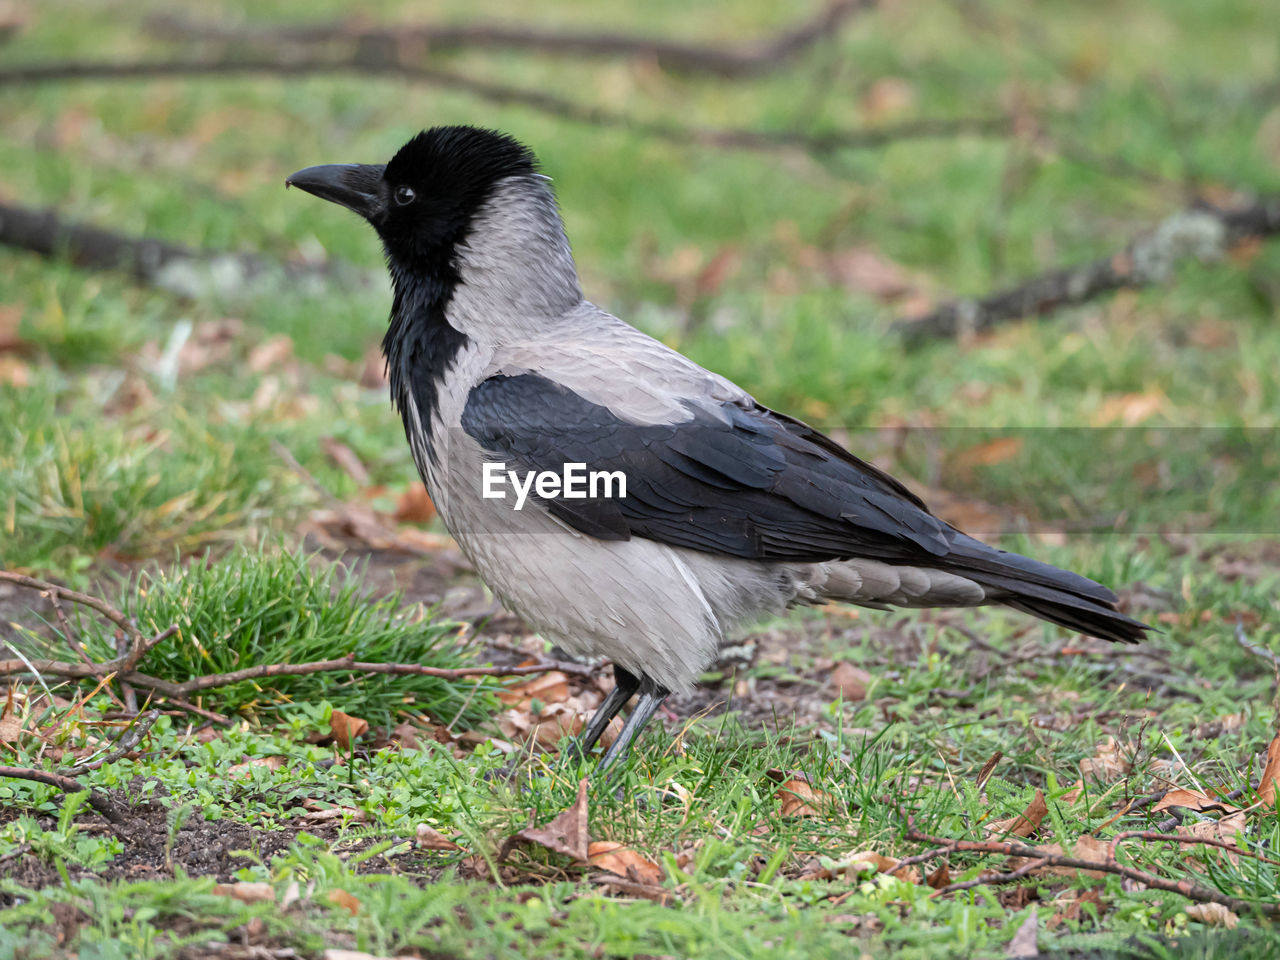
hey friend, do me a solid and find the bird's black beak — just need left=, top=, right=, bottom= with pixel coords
left=285, top=163, right=386, bottom=220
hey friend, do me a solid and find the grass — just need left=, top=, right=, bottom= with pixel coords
left=2, top=0, right=1280, bottom=955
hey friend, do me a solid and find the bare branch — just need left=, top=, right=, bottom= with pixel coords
left=0, top=765, right=123, bottom=824
left=893, top=198, right=1280, bottom=344
left=0, top=570, right=137, bottom=641
left=0, top=58, right=1007, bottom=157
left=63, top=709, right=162, bottom=775
left=905, top=824, right=1279, bottom=916
left=0, top=201, right=356, bottom=299
left=147, top=2, right=875, bottom=78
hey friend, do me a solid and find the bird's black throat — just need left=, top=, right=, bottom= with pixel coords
left=382, top=260, right=470, bottom=467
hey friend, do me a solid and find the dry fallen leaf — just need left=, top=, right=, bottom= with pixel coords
left=0, top=355, right=29, bottom=387
left=950, top=437, right=1024, bottom=474
left=513, top=778, right=590, bottom=862
left=321, top=437, right=372, bottom=486
left=326, top=889, right=361, bottom=916
left=1186, top=902, right=1239, bottom=929
left=497, top=671, right=571, bottom=709
left=831, top=661, right=871, bottom=701
left=588, top=841, right=663, bottom=885
left=330, top=710, right=369, bottom=750
left=0, top=687, right=21, bottom=743
left=926, top=861, right=952, bottom=889
left=1257, top=728, right=1280, bottom=807
left=415, top=823, right=462, bottom=852
left=301, top=800, right=366, bottom=823
left=775, top=778, right=835, bottom=818
left=1079, top=736, right=1131, bottom=781
left=988, top=789, right=1048, bottom=839
left=227, top=755, right=285, bottom=777
left=247, top=333, right=294, bottom=373
left=1005, top=907, right=1039, bottom=958
left=1043, top=886, right=1107, bottom=932
left=1092, top=389, right=1167, bottom=427
left=1031, top=835, right=1112, bottom=879
left=394, top=483, right=436, bottom=524
left=797, top=850, right=918, bottom=884
left=212, top=882, right=275, bottom=903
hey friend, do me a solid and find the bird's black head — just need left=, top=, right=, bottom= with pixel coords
left=286, top=125, right=538, bottom=270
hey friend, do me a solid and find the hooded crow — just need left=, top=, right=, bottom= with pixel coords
left=288, top=126, right=1148, bottom=771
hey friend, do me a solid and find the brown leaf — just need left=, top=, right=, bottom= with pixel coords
left=0, top=687, right=21, bottom=743
left=0, top=304, right=23, bottom=352
left=1257, top=728, right=1280, bottom=807
left=1079, top=736, right=1131, bottom=781
left=514, top=778, right=589, bottom=862
left=1153, top=788, right=1240, bottom=816
left=860, top=76, right=916, bottom=122
left=825, top=246, right=918, bottom=301
left=988, top=789, right=1048, bottom=839
left=1043, top=886, right=1107, bottom=932
left=797, top=850, right=917, bottom=883
left=1005, top=907, right=1039, bottom=958
left=394, top=483, right=436, bottom=524
left=227, top=755, right=284, bottom=777
left=300, top=800, right=366, bottom=823
left=950, top=437, right=1024, bottom=473
left=497, top=671, right=570, bottom=709
left=1185, top=902, right=1239, bottom=929
left=831, top=661, right=871, bottom=701
left=330, top=710, right=369, bottom=750
left=0, top=355, right=29, bottom=388
left=321, top=437, right=372, bottom=486
left=326, top=889, right=361, bottom=916
left=1091, top=390, right=1167, bottom=427
left=1031, top=836, right=1111, bottom=879
left=926, top=861, right=952, bottom=889
left=588, top=841, right=663, bottom=885
left=775, top=778, right=835, bottom=817
left=247, top=334, right=294, bottom=373
left=212, top=882, right=276, bottom=903
left=415, top=823, right=462, bottom=851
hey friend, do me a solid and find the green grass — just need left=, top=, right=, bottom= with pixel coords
left=3, top=0, right=1280, bottom=955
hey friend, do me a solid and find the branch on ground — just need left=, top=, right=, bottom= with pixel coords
left=892, top=197, right=1280, bottom=344
left=0, top=570, right=594, bottom=722
left=0, top=765, right=124, bottom=824
left=148, top=1, right=874, bottom=78
left=905, top=822, right=1280, bottom=916
left=0, top=59, right=1007, bottom=156
left=0, top=202, right=363, bottom=300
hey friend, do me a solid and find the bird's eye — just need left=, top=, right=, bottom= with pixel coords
left=394, top=185, right=416, bottom=206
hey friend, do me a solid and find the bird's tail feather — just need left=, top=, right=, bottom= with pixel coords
left=942, top=534, right=1149, bottom=644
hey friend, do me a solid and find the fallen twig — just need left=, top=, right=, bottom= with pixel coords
left=149, top=2, right=873, bottom=78
left=905, top=823, right=1279, bottom=916
left=1235, top=619, right=1280, bottom=671
left=63, top=709, right=162, bottom=775
left=933, top=857, right=1048, bottom=896
left=1, top=572, right=591, bottom=720
left=0, top=202, right=356, bottom=299
left=0, top=570, right=137, bottom=641
left=1110, top=829, right=1280, bottom=869
left=0, top=58, right=1007, bottom=156
left=0, top=765, right=123, bottom=824
left=892, top=198, right=1280, bottom=344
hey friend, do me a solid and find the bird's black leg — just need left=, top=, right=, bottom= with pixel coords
left=567, top=664, right=640, bottom=762
left=595, top=675, right=670, bottom=776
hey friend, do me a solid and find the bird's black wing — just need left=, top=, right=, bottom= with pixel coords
left=461, top=372, right=1149, bottom=643
left=461, top=372, right=955, bottom=563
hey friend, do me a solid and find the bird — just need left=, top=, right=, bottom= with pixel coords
left=287, top=125, right=1149, bottom=772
